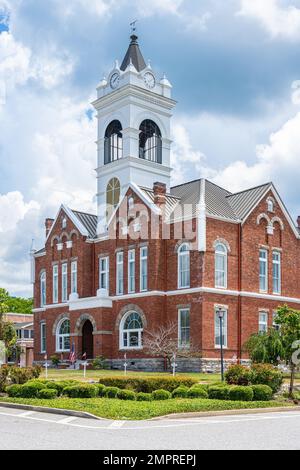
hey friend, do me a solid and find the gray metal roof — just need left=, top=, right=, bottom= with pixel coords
left=226, top=183, right=271, bottom=220
left=120, top=35, right=147, bottom=72
left=71, top=210, right=98, bottom=239
left=139, top=187, right=180, bottom=219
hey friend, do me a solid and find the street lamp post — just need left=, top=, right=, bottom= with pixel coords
left=218, top=308, right=225, bottom=382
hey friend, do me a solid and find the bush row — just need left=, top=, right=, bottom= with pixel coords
left=225, top=364, right=283, bottom=392
left=6, top=380, right=273, bottom=402
left=97, top=376, right=198, bottom=393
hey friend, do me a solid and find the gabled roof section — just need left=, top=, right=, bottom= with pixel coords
left=226, top=183, right=271, bottom=221
left=120, top=34, right=147, bottom=72
left=70, top=209, right=98, bottom=239
left=139, top=186, right=180, bottom=219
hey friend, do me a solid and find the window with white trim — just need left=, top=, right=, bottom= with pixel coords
left=267, top=199, right=274, bottom=212
left=40, top=322, right=46, bottom=353
left=53, top=265, right=58, bottom=303
left=272, top=251, right=281, bottom=294
left=259, top=249, right=268, bottom=293
left=99, top=257, right=109, bottom=292
left=272, top=311, right=280, bottom=331
left=178, top=308, right=190, bottom=349
left=120, top=311, right=143, bottom=349
left=56, top=318, right=70, bottom=352
left=71, top=261, right=77, bottom=294
left=140, top=246, right=148, bottom=292
left=214, top=309, right=228, bottom=348
left=178, top=243, right=190, bottom=289
left=259, top=312, right=268, bottom=333
left=40, top=271, right=46, bottom=307
left=62, top=263, right=68, bottom=302
left=128, top=250, right=135, bottom=294
left=215, top=243, right=227, bottom=289
left=116, top=252, right=124, bottom=295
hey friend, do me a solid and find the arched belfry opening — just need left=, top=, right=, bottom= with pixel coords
left=104, top=120, right=123, bottom=164
left=139, top=119, right=162, bottom=163
left=82, top=320, right=94, bottom=359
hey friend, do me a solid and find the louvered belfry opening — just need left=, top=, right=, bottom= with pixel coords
left=139, top=119, right=162, bottom=163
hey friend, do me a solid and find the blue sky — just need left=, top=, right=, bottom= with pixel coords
left=1, top=0, right=300, bottom=297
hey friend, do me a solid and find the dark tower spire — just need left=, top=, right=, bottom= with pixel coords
left=120, top=34, right=147, bottom=72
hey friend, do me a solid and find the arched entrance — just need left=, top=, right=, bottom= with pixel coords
left=82, top=320, right=94, bottom=359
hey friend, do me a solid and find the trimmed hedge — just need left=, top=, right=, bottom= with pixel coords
left=62, top=384, right=98, bottom=398
left=251, top=385, right=273, bottom=401
left=95, top=383, right=106, bottom=397
left=104, top=387, right=120, bottom=399
left=152, top=389, right=172, bottom=400
left=19, top=382, right=46, bottom=398
left=225, top=365, right=251, bottom=386
left=37, top=388, right=58, bottom=399
left=208, top=385, right=230, bottom=400
left=172, top=386, right=189, bottom=399
left=98, top=376, right=197, bottom=393
left=136, top=392, right=153, bottom=402
left=250, top=364, right=283, bottom=393
left=117, top=389, right=136, bottom=401
left=6, top=384, right=22, bottom=397
left=228, top=386, right=254, bottom=402
left=187, top=386, right=209, bottom=399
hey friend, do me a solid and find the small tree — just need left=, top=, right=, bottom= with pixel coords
left=143, top=322, right=200, bottom=371
left=0, top=289, right=17, bottom=359
left=244, top=329, right=284, bottom=365
left=275, top=305, right=300, bottom=397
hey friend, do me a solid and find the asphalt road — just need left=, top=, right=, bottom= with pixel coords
left=0, top=406, right=300, bottom=450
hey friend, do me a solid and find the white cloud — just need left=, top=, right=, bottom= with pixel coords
left=0, top=191, right=39, bottom=233
left=238, top=0, right=300, bottom=40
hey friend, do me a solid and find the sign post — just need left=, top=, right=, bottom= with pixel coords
left=82, top=352, right=87, bottom=379
left=124, top=353, right=128, bottom=376
left=44, top=354, right=49, bottom=380
left=171, top=353, right=177, bottom=377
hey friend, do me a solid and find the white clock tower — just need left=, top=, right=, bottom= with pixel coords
left=92, top=33, right=176, bottom=235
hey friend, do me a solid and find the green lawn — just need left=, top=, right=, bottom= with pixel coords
left=1, top=396, right=292, bottom=420
left=40, top=369, right=221, bottom=384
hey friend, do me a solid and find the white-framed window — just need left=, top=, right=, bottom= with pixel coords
left=272, top=251, right=281, bottom=294
left=62, top=263, right=68, bottom=302
left=71, top=261, right=77, bottom=294
left=53, top=264, right=58, bottom=303
left=99, top=257, right=109, bottom=291
left=40, top=271, right=46, bottom=307
left=259, top=249, right=268, bottom=293
left=272, top=311, right=280, bottom=331
left=215, top=243, right=227, bottom=289
left=140, top=246, right=148, bottom=292
left=56, top=318, right=70, bottom=352
left=120, top=311, right=143, bottom=349
left=128, top=249, right=135, bottom=294
left=259, top=312, right=268, bottom=333
left=178, top=243, right=190, bottom=289
left=267, top=198, right=274, bottom=212
left=116, top=252, right=124, bottom=295
left=40, top=322, right=46, bottom=354
left=214, top=309, right=228, bottom=348
left=178, top=308, right=190, bottom=349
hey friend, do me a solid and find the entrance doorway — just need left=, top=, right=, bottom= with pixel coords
left=82, top=320, right=94, bottom=359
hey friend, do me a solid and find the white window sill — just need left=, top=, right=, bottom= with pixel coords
left=215, top=285, right=227, bottom=290
left=119, top=347, right=143, bottom=351
left=214, top=346, right=228, bottom=350
left=178, top=286, right=190, bottom=290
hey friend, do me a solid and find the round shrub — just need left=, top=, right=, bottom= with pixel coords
left=251, top=385, right=273, bottom=401
left=208, top=385, right=230, bottom=400
left=187, top=386, right=209, bottom=399
left=6, top=384, right=22, bottom=397
left=225, top=365, right=251, bottom=386
left=95, top=383, right=106, bottom=397
left=20, top=382, right=46, bottom=398
left=45, top=382, right=67, bottom=396
left=228, top=386, right=254, bottom=402
left=250, top=364, right=283, bottom=393
left=37, top=388, right=58, bottom=399
left=172, top=386, right=189, bottom=399
left=152, top=389, right=172, bottom=401
left=104, top=387, right=120, bottom=399
left=62, top=384, right=98, bottom=398
left=117, top=389, right=136, bottom=401
left=136, top=392, right=153, bottom=402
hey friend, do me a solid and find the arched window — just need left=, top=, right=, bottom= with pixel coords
left=178, top=243, right=190, bottom=289
left=56, top=319, right=70, bottom=352
left=106, top=177, right=121, bottom=221
left=40, top=271, right=46, bottom=307
left=215, top=243, right=227, bottom=289
left=120, top=311, right=143, bottom=349
left=267, top=198, right=274, bottom=213
left=139, top=119, right=162, bottom=163
left=104, top=120, right=123, bottom=164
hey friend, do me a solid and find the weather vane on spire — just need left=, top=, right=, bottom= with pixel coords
left=130, top=19, right=138, bottom=35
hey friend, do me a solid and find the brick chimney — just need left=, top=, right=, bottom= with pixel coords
left=153, top=182, right=167, bottom=207
left=45, top=218, right=54, bottom=237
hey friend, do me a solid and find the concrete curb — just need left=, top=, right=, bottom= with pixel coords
left=0, top=401, right=104, bottom=421
left=154, top=405, right=300, bottom=420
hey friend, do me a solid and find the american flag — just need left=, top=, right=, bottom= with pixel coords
left=69, top=342, right=76, bottom=363
left=82, top=352, right=87, bottom=361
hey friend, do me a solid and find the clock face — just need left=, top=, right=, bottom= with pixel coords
left=110, top=72, right=120, bottom=89
left=144, top=72, right=156, bottom=89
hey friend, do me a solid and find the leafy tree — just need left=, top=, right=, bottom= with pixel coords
left=244, top=329, right=284, bottom=365
left=0, top=288, right=17, bottom=358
